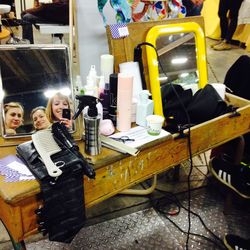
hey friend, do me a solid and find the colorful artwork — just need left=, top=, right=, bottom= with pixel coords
left=98, top=0, right=186, bottom=25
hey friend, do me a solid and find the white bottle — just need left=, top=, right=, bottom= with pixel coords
left=88, top=65, right=97, bottom=85
left=98, top=75, right=105, bottom=98
left=75, top=75, right=84, bottom=95
left=136, top=90, right=154, bottom=127
left=84, top=76, right=98, bottom=97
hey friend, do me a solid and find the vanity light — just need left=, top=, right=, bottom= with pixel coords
left=159, top=76, right=168, bottom=82
left=44, top=87, right=71, bottom=98
left=180, top=73, right=189, bottom=78
left=171, top=57, right=188, bottom=64
left=44, top=89, right=58, bottom=98
left=59, top=87, right=71, bottom=96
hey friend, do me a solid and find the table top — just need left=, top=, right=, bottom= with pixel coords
left=0, top=135, right=170, bottom=204
left=0, top=93, right=249, bottom=205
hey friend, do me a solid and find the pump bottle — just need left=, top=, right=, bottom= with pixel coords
left=136, top=90, right=154, bottom=127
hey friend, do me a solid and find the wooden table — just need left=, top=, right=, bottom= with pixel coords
left=0, top=93, right=250, bottom=249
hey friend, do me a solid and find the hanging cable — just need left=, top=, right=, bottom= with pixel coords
left=135, top=41, right=193, bottom=249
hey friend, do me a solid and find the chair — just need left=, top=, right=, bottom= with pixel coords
left=0, top=4, right=11, bottom=41
left=35, top=23, right=69, bottom=43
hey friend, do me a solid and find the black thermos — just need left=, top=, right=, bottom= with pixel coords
left=109, top=74, right=118, bottom=126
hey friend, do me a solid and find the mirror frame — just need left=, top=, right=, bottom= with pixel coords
left=0, top=44, right=82, bottom=145
left=146, top=22, right=208, bottom=116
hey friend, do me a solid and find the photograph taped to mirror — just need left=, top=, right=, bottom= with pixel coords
left=0, top=44, right=74, bottom=138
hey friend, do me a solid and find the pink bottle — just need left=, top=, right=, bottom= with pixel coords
left=116, top=73, right=133, bottom=131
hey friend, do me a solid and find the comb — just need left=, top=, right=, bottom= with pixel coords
left=32, top=129, right=63, bottom=177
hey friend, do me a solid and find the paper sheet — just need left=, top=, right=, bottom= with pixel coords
left=0, top=155, right=35, bottom=182
left=109, top=126, right=171, bottom=149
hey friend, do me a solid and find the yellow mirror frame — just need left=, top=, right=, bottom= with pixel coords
left=146, top=22, right=208, bottom=116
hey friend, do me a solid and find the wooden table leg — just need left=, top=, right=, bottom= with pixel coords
left=0, top=219, right=26, bottom=250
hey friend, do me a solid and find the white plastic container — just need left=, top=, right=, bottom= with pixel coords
left=136, top=90, right=154, bottom=127
left=84, top=76, right=98, bottom=97
left=146, top=115, right=164, bottom=136
left=88, top=65, right=97, bottom=85
left=75, top=75, right=84, bottom=95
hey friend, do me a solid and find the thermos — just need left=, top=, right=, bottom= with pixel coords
left=109, top=73, right=118, bottom=125
left=84, top=113, right=101, bottom=155
left=73, top=95, right=102, bottom=156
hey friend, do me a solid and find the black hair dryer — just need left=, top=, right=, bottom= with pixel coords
left=73, top=95, right=101, bottom=156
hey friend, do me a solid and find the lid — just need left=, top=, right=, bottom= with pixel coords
left=139, top=90, right=151, bottom=103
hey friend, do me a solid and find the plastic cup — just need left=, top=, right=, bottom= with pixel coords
left=146, top=115, right=164, bottom=136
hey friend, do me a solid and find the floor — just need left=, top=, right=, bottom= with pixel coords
left=0, top=27, right=250, bottom=249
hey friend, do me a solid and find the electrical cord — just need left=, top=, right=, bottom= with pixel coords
left=135, top=41, right=193, bottom=249
left=135, top=42, right=223, bottom=249
left=140, top=183, right=224, bottom=249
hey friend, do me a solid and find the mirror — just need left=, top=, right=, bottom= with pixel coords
left=146, top=22, right=208, bottom=116
left=12, top=0, right=70, bottom=45
left=0, top=44, right=75, bottom=138
left=156, top=33, right=198, bottom=84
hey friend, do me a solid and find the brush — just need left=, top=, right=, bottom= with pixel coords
left=32, top=129, right=63, bottom=177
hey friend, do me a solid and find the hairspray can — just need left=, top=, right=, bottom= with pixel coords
left=116, top=73, right=133, bottom=132
left=109, top=73, right=118, bottom=126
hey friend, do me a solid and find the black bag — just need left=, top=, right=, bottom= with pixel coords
left=17, top=139, right=85, bottom=243
left=16, top=123, right=95, bottom=243
left=16, top=140, right=84, bottom=181
left=162, top=83, right=233, bottom=133
left=187, top=84, right=229, bottom=124
left=51, top=122, right=95, bottom=179
left=224, top=55, right=250, bottom=156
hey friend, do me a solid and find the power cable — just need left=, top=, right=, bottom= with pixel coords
left=135, top=41, right=193, bottom=249
left=134, top=41, right=222, bottom=249
left=147, top=187, right=224, bottom=249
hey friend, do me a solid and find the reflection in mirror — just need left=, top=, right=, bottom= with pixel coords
left=157, top=33, right=198, bottom=87
left=146, top=22, right=208, bottom=117
left=46, top=92, right=73, bottom=129
left=31, top=106, right=51, bottom=131
left=0, top=44, right=74, bottom=138
left=3, top=102, right=24, bottom=135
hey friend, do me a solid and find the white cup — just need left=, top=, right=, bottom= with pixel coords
left=146, top=115, right=164, bottom=136
left=210, top=83, right=226, bottom=100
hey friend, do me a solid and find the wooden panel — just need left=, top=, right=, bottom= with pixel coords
left=106, top=16, right=205, bottom=89
left=19, top=196, right=42, bottom=238
left=0, top=196, right=23, bottom=242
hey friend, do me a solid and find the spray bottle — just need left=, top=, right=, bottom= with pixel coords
left=73, top=95, right=102, bottom=156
